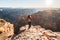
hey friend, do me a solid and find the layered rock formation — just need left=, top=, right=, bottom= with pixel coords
left=0, top=19, right=14, bottom=40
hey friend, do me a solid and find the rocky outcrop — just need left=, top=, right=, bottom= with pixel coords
left=0, top=18, right=60, bottom=40
left=0, top=19, right=14, bottom=40
left=13, top=25, right=60, bottom=40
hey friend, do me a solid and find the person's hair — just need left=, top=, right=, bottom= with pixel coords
left=27, top=15, right=31, bottom=18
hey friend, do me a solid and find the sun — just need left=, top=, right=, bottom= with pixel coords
left=45, top=0, right=53, bottom=7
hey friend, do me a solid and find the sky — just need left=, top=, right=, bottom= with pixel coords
left=0, top=0, right=60, bottom=8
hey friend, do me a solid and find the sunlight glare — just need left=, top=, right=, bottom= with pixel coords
left=45, top=0, right=53, bottom=7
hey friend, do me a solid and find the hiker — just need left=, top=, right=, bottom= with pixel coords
left=27, top=15, right=32, bottom=29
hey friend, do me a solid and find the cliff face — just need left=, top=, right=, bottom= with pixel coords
left=13, top=25, right=60, bottom=40
left=0, top=19, right=14, bottom=40
left=31, top=10, right=60, bottom=31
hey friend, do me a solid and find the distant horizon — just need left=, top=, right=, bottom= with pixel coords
left=0, top=7, right=60, bottom=9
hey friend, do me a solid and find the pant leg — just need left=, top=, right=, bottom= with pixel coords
left=28, top=22, right=31, bottom=29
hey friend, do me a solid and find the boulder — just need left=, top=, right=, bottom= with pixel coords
left=0, top=19, right=14, bottom=40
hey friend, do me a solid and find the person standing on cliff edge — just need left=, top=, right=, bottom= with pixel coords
left=27, top=15, right=32, bottom=29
